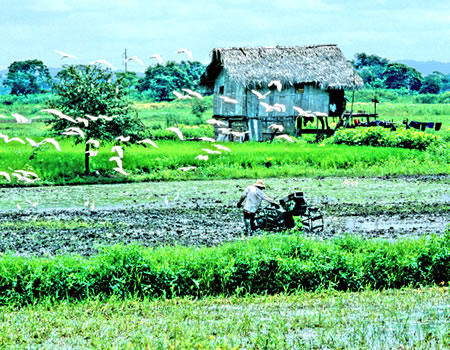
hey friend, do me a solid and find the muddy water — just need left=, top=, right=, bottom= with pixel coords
left=0, top=176, right=448, bottom=256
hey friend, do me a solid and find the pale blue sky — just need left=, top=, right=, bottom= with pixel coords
left=1, top=0, right=449, bottom=72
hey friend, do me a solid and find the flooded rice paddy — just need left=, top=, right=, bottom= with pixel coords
left=0, top=175, right=448, bottom=256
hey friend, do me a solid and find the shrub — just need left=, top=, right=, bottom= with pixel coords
left=0, top=232, right=448, bottom=306
left=330, top=127, right=444, bottom=150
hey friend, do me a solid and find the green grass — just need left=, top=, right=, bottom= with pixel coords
left=0, top=288, right=448, bottom=348
left=0, top=232, right=448, bottom=305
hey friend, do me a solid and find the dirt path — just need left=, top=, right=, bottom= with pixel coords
left=0, top=176, right=448, bottom=256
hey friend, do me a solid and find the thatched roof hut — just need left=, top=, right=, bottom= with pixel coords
left=200, top=44, right=363, bottom=142
left=200, top=44, right=363, bottom=90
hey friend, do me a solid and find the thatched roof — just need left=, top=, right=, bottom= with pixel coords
left=200, top=44, right=363, bottom=90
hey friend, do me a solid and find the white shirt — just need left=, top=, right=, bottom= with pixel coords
left=241, top=185, right=273, bottom=213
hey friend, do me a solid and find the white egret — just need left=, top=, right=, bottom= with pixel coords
left=251, top=90, right=271, bottom=100
left=89, top=59, right=116, bottom=70
left=268, top=80, right=282, bottom=92
left=201, top=148, right=221, bottom=155
left=124, top=56, right=144, bottom=66
left=176, top=48, right=193, bottom=60
left=167, top=127, right=184, bottom=141
left=115, top=136, right=130, bottom=142
left=55, top=50, right=77, bottom=60
left=111, top=146, right=124, bottom=158
left=219, top=96, right=238, bottom=104
left=213, top=144, right=231, bottom=152
left=86, top=139, right=100, bottom=148
left=195, top=154, right=208, bottom=161
left=206, top=119, right=227, bottom=126
left=0, top=172, right=11, bottom=182
left=275, top=134, right=294, bottom=142
left=182, top=88, right=203, bottom=100
left=137, top=139, right=158, bottom=148
left=150, top=54, right=163, bottom=65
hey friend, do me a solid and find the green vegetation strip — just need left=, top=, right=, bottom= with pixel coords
left=1, top=232, right=448, bottom=306
left=1, top=140, right=449, bottom=186
left=0, top=288, right=448, bottom=348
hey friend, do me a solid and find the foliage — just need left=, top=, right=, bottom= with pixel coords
left=353, top=52, right=389, bottom=88
left=137, top=61, right=206, bottom=101
left=48, top=64, right=149, bottom=174
left=330, top=127, right=444, bottom=150
left=3, top=60, right=52, bottom=96
left=0, top=233, right=447, bottom=305
left=383, top=63, right=423, bottom=91
left=420, top=74, right=443, bottom=94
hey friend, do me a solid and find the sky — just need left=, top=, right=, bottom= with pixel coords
left=1, top=0, right=449, bottom=72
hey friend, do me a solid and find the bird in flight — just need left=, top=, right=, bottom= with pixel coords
left=182, top=88, right=203, bottom=100
left=55, top=50, right=78, bottom=60
left=199, top=137, right=215, bottom=143
left=12, top=113, right=31, bottom=124
left=251, top=90, right=271, bottom=100
left=260, top=102, right=282, bottom=113
left=86, top=139, right=100, bottom=148
left=176, top=48, right=193, bottom=60
left=111, top=145, right=124, bottom=158
left=269, top=124, right=284, bottom=132
left=268, top=80, right=282, bottom=92
left=109, top=156, right=123, bottom=168
left=195, top=154, right=208, bottom=161
left=41, top=109, right=77, bottom=123
left=201, top=148, right=221, bottom=155
left=137, top=139, right=158, bottom=148
left=293, top=106, right=306, bottom=115
left=273, top=103, right=286, bottom=112
left=167, top=127, right=184, bottom=141
left=85, top=150, right=99, bottom=157
left=206, top=119, right=227, bottom=126
left=178, top=166, right=196, bottom=172
left=173, top=91, right=192, bottom=100
left=124, top=56, right=144, bottom=66
left=219, top=96, right=239, bottom=104
left=150, top=54, right=163, bottom=65
left=0, top=172, right=11, bottom=183
left=275, top=134, right=294, bottom=142
left=115, top=135, right=130, bottom=143
left=62, top=127, right=85, bottom=139
left=90, top=59, right=116, bottom=70
left=213, top=144, right=231, bottom=152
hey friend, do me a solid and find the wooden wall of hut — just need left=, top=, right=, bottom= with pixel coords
left=213, top=69, right=332, bottom=141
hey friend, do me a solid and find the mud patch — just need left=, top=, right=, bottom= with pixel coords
left=0, top=176, right=448, bottom=256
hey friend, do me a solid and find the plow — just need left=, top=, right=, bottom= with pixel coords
left=254, top=192, right=324, bottom=233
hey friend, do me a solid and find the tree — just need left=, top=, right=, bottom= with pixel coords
left=352, top=53, right=389, bottom=88
left=383, top=63, right=423, bottom=91
left=137, top=61, right=206, bottom=101
left=3, top=59, right=52, bottom=95
left=419, top=74, right=442, bottom=94
left=48, top=64, right=148, bottom=175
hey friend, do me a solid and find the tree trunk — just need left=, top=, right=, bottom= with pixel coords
left=84, top=142, right=90, bottom=175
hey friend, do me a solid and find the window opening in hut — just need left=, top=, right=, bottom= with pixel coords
left=294, top=83, right=305, bottom=93
left=219, top=86, right=224, bottom=94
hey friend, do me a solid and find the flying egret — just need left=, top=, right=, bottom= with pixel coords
left=195, top=154, right=208, bottom=161
left=176, top=48, right=193, bottom=60
left=199, top=137, right=215, bottom=142
left=268, top=80, right=282, bottom=92
left=86, top=139, right=100, bottom=148
left=167, top=127, right=184, bottom=141
left=115, top=135, right=130, bottom=142
left=25, top=199, right=39, bottom=208
left=113, top=167, right=128, bottom=176
left=111, top=145, right=124, bottom=158
left=219, top=96, right=238, bottom=104
left=55, top=50, right=77, bottom=60
left=275, top=134, right=294, bottom=142
left=62, top=127, right=85, bottom=139
left=85, top=114, right=100, bottom=121
left=137, top=139, right=158, bottom=148
left=41, top=109, right=77, bottom=123
left=213, top=144, right=231, bottom=152
left=273, top=103, right=286, bottom=112
left=251, top=90, right=271, bottom=100
left=90, top=59, right=116, bottom=70
left=201, top=148, right=221, bottom=155
left=124, top=56, right=144, bottom=66
left=42, top=138, right=61, bottom=152
left=0, top=172, right=11, bottom=182
left=12, top=113, right=30, bottom=124
left=269, top=124, right=284, bottom=132
left=293, top=106, right=306, bottom=115
left=178, top=166, right=196, bottom=172
left=182, top=88, right=203, bottom=100
left=109, top=156, right=123, bottom=168
left=4, top=136, right=26, bottom=144
left=206, top=119, right=227, bottom=126
left=173, top=91, right=191, bottom=100
left=26, top=137, right=39, bottom=147
left=218, top=128, right=231, bottom=135
left=150, top=54, right=163, bottom=65
left=260, top=102, right=282, bottom=113
left=76, top=117, right=89, bottom=127
left=85, top=150, right=98, bottom=157
left=100, top=115, right=115, bottom=121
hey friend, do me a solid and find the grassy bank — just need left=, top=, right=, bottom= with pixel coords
left=0, top=139, right=448, bottom=186
left=0, top=288, right=448, bottom=349
left=0, top=232, right=448, bottom=306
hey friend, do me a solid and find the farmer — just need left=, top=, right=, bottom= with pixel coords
left=237, top=180, right=279, bottom=234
